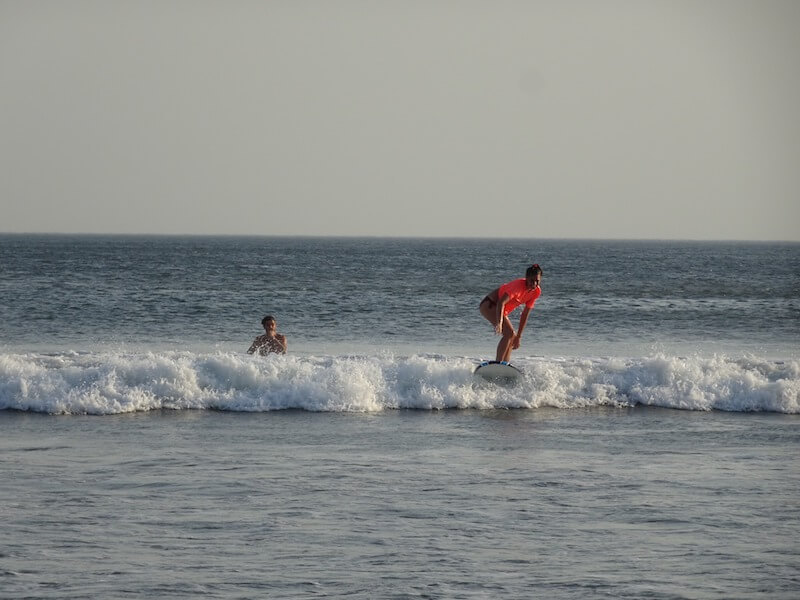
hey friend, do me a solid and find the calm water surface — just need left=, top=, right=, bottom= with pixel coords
left=2, top=409, right=798, bottom=599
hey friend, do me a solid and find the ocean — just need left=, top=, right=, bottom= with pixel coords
left=1, top=235, right=798, bottom=598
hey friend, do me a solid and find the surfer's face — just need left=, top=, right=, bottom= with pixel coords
left=526, top=274, right=541, bottom=290
left=264, top=319, right=276, bottom=332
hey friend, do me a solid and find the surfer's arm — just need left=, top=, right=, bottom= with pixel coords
left=515, top=306, right=532, bottom=346
left=276, top=334, right=287, bottom=354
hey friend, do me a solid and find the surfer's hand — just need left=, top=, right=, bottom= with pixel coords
left=512, top=335, right=521, bottom=350
left=494, top=323, right=503, bottom=335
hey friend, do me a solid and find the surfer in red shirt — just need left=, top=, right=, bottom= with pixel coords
left=479, top=264, right=542, bottom=362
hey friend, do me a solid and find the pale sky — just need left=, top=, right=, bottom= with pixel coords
left=2, top=0, right=799, bottom=240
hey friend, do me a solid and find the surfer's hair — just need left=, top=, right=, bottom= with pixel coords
left=526, top=263, right=542, bottom=277
left=261, top=315, right=276, bottom=326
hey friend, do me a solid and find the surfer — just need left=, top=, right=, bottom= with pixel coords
left=479, top=264, right=542, bottom=362
left=247, top=315, right=288, bottom=356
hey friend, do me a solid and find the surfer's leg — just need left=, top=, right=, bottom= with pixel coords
left=482, top=300, right=514, bottom=361
left=496, top=316, right=515, bottom=362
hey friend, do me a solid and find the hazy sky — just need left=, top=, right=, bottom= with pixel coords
left=2, top=1, right=799, bottom=240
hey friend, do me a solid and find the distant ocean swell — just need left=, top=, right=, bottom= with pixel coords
left=1, top=352, right=797, bottom=415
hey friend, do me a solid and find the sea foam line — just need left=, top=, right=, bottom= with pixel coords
left=0, top=351, right=797, bottom=415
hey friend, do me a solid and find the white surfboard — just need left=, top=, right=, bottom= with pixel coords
left=474, top=361, right=523, bottom=385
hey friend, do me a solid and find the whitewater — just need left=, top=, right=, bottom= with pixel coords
left=2, top=351, right=797, bottom=414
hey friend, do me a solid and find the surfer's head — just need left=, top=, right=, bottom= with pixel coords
left=525, top=263, right=542, bottom=289
left=261, top=315, right=276, bottom=330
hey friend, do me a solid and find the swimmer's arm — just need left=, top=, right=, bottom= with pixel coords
left=276, top=334, right=287, bottom=354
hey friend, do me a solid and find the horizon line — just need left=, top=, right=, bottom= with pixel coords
left=2, top=231, right=798, bottom=244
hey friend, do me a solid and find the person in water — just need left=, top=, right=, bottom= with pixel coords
left=479, top=264, right=542, bottom=363
left=247, top=315, right=287, bottom=356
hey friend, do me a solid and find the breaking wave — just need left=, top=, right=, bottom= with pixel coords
left=1, top=351, right=798, bottom=415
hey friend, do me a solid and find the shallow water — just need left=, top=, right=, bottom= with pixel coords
left=2, top=408, right=798, bottom=599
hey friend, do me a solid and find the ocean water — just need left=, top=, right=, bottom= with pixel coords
left=1, top=235, right=799, bottom=598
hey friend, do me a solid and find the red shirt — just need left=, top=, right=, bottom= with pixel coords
left=498, top=278, right=541, bottom=315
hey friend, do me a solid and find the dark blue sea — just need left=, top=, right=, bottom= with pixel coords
left=1, top=235, right=798, bottom=598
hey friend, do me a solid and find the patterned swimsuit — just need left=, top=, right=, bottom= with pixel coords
left=248, top=334, right=286, bottom=355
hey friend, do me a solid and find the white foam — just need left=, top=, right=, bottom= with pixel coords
left=1, top=351, right=797, bottom=415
